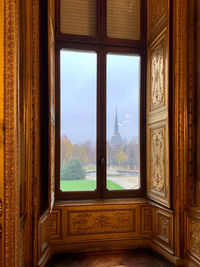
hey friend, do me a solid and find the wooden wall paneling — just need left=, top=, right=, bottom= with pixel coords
left=196, top=0, right=200, bottom=207
left=50, top=209, right=62, bottom=240
left=3, top=0, right=20, bottom=266
left=50, top=202, right=153, bottom=251
left=147, top=0, right=169, bottom=42
left=140, top=205, right=153, bottom=234
left=185, top=0, right=200, bottom=266
left=38, top=211, right=51, bottom=266
left=154, top=208, right=173, bottom=254
left=186, top=217, right=200, bottom=264
left=147, top=119, right=170, bottom=207
left=0, top=0, right=4, bottom=265
left=172, top=0, right=188, bottom=258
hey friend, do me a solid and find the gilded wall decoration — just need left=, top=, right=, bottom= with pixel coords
left=189, top=220, right=200, bottom=259
left=68, top=210, right=135, bottom=235
left=151, top=127, right=165, bottom=193
left=151, top=45, right=165, bottom=110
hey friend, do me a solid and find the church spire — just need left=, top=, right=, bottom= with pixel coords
left=114, top=107, right=119, bottom=135
left=110, top=106, right=122, bottom=146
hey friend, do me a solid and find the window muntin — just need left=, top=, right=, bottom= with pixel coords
left=60, top=50, right=97, bottom=192
left=106, top=54, right=140, bottom=191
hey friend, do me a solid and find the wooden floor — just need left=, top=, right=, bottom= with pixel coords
left=46, top=249, right=174, bottom=267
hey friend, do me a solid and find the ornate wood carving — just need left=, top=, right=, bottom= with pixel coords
left=141, top=206, right=153, bottom=233
left=151, top=127, right=165, bottom=193
left=147, top=27, right=168, bottom=115
left=151, top=45, right=164, bottom=110
left=188, top=219, right=200, bottom=260
left=4, top=0, right=20, bottom=265
left=0, top=199, right=2, bottom=217
left=147, top=121, right=170, bottom=207
left=68, top=209, right=135, bottom=236
left=49, top=209, right=61, bottom=240
left=155, top=209, right=173, bottom=253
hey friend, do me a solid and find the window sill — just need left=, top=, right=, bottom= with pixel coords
left=54, top=197, right=148, bottom=207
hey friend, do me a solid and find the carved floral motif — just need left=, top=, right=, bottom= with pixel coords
left=151, top=45, right=164, bottom=110
left=69, top=210, right=134, bottom=235
left=189, top=221, right=200, bottom=258
left=151, top=127, right=165, bottom=193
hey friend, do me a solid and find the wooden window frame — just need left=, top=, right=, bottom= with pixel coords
left=55, top=0, right=147, bottom=200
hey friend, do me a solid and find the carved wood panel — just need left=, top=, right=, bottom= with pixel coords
left=147, top=120, right=170, bottom=207
left=148, top=0, right=169, bottom=41
left=154, top=208, right=173, bottom=253
left=147, top=27, right=169, bottom=115
left=141, top=206, right=153, bottom=233
left=187, top=218, right=200, bottom=261
left=68, top=209, right=135, bottom=236
left=49, top=209, right=61, bottom=240
left=38, top=212, right=50, bottom=261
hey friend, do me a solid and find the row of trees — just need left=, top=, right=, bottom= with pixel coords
left=61, top=134, right=139, bottom=169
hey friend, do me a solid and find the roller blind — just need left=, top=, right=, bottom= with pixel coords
left=107, top=0, right=140, bottom=40
left=60, top=0, right=96, bottom=36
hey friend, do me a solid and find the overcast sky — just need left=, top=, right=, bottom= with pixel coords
left=60, top=50, right=140, bottom=145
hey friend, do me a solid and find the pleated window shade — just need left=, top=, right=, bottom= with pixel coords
left=107, top=0, right=140, bottom=40
left=60, top=0, right=96, bottom=36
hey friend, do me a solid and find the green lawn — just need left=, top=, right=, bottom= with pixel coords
left=60, top=179, right=124, bottom=191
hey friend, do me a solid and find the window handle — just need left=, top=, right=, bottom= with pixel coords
left=100, top=157, right=105, bottom=166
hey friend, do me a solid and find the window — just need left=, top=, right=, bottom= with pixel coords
left=55, top=0, right=146, bottom=200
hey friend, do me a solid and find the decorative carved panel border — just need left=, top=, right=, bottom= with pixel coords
left=148, top=0, right=169, bottom=41
left=68, top=209, right=135, bottom=236
left=147, top=119, right=170, bottom=207
left=50, top=203, right=153, bottom=246
left=154, top=208, right=173, bottom=254
left=147, top=27, right=169, bottom=115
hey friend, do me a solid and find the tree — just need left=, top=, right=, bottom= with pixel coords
left=60, top=135, right=73, bottom=166
left=60, top=158, right=86, bottom=181
left=114, top=150, right=128, bottom=166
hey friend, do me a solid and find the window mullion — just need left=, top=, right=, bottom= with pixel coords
left=97, top=48, right=106, bottom=198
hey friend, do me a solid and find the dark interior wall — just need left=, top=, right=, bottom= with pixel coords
left=39, top=0, right=49, bottom=214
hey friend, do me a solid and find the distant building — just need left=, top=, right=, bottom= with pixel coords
left=110, top=108, right=123, bottom=147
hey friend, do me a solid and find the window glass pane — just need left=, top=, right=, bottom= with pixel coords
left=60, top=50, right=97, bottom=191
left=107, top=0, right=140, bottom=40
left=107, top=54, right=140, bottom=190
left=60, top=0, right=96, bottom=36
